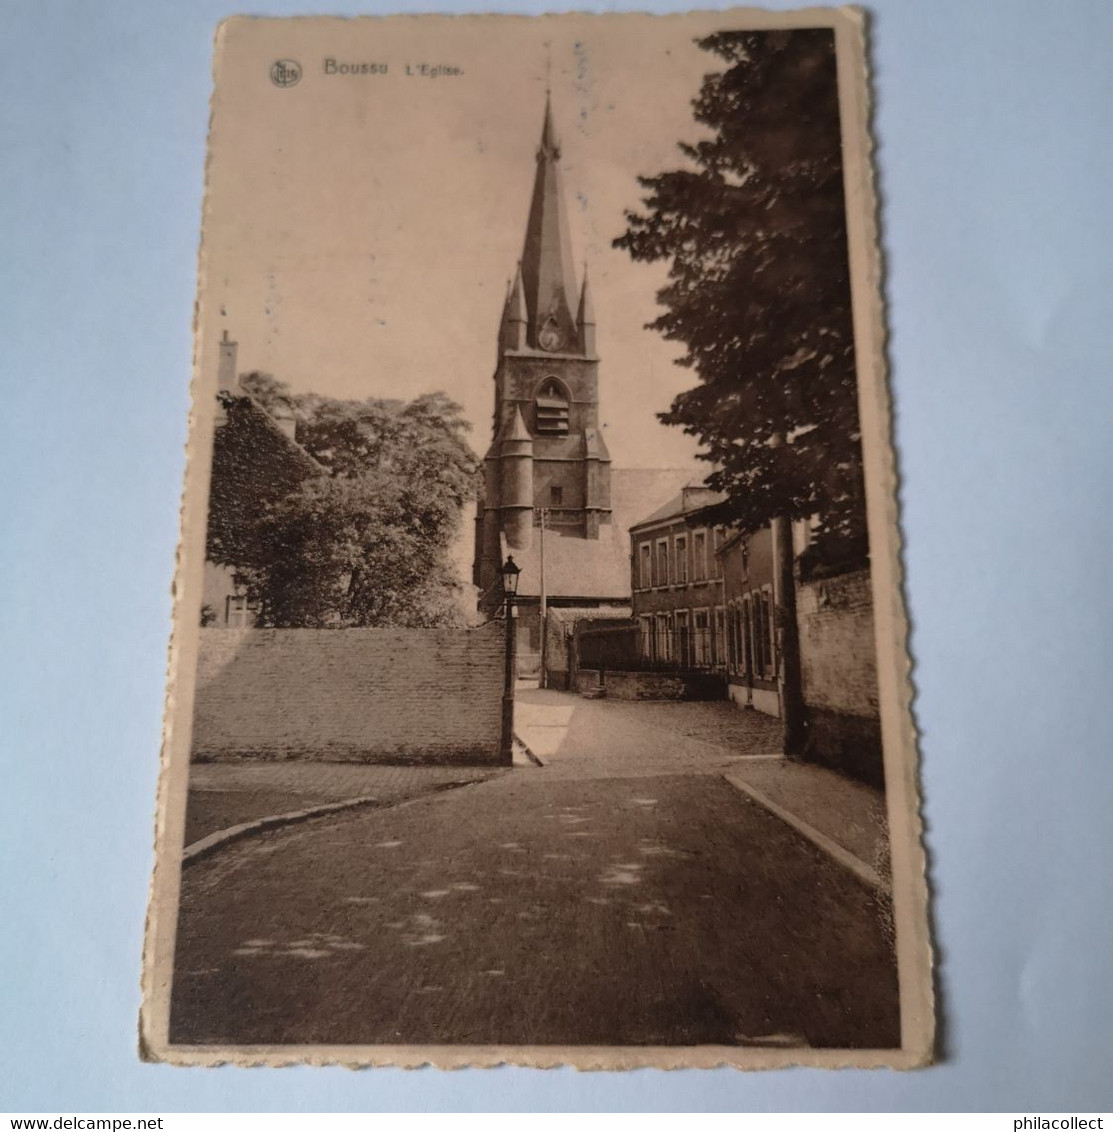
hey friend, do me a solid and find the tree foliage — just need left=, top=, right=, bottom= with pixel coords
left=209, top=377, right=478, bottom=628
left=240, top=473, right=470, bottom=628
left=614, top=29, right=867, bottom=557
left=206, top=389, right=318, bottom=569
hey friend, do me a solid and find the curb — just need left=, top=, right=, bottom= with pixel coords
left=723, top=772, right=890, bottom=895
left=182, top=778, right=493, bottom=867
left=514, top=735, right=544, bottom=767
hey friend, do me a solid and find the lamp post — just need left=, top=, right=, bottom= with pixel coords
left=498, top=555, right=522, bottom=765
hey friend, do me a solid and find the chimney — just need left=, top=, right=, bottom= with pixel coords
left=217, top=329, right=238, bottom=392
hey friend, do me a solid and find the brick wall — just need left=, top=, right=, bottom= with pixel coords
left=191, top=626, right=505, bottom=765
left=796, top=568, right=883, bottom=786
left=797, top=569, right=878, bottom=717
left=574, top=668, right=726, bottom=701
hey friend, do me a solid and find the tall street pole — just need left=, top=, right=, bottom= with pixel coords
left=538, top=507, right=547, bottom=689
left=772, top=512, right=806, bottom=758
left=769, top=433, right=806, bottom=758
left=499, top=586, right=518, bottom=766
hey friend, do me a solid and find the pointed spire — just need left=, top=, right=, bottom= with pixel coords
left=504, top=404, right=531, bottom=443
left=495, top=278, right=513, bottom=361
left=577, top=264, right=595, bottom=326
left=507, top=262, right=526, bottom=324
left=577, top=264, right=596, bottom=355
left=502, top=262, right=527, bottom=351
left=520, top=97, right=579, bottom=353
left=538, top=92, right=561, bottom=161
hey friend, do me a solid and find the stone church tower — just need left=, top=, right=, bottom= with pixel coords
left=473, top=97, right=612, bottom=608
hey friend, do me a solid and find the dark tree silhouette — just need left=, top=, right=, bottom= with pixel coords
left=615, top=28, right=867, bottom=561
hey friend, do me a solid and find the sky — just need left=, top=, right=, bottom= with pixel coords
left=193, top=13, right=757, bottom=471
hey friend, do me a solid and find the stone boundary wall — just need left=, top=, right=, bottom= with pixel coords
left=796, top=567, right=883, bottom=786
left=574, top=668, right=727, bottom=702
left=191, top=626, right=505, bottom=765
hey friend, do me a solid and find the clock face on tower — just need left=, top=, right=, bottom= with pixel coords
left=538, top=317, right=564, bottom=352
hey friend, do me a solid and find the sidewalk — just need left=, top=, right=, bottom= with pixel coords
left=184, top=762, right=505, bottom=848
left=725, top=758, right=890, bottom=891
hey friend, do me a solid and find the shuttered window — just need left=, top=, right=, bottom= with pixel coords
left=535, top=378, right=569, bottom=435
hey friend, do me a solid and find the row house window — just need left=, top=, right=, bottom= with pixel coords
left=675, top=610, right=690, bottom=664
left=638, top=526, right=729, bottom=591
left=750, top=588, right=776, bottom=678
left=712, top=527, right=726, bottom=576
left=637, top=604, right=729, bottom=669
left=694, top=525, right=729, bottom=582
left=638, top=615, right=653, bottom=657
left=693, top=530, right=706, bottom=581
left=729, top=601, right=743, bottom=672
left=226, top=594, right=253, bottom=628
left=639, top=542, right=652, bottom=590
left=655, top=613, right=671, bottom=661
left=692, top=609, right=711, bottom=666
left=726, top=588, right=777, bottom=680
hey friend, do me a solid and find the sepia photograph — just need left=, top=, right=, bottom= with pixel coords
left=141, top=8, right=932, bottom=1069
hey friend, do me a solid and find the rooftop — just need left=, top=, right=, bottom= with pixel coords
left=509, top=467, right=700, bottom=600
left=629, top=484, right=725, bottom=532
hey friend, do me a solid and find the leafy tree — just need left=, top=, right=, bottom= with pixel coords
left=208, top=376, right=477, bottom=628
left=298, top=391, right=477, bottom=513
left=239, top=371, right=298, bottom=418
left=242, top=473, right=469, bottom=628
left=206, top=389, right=318, bottom=570
left=614, top=28, right=866, bottom=558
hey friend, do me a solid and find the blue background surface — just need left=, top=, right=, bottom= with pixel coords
left=2, top=0, right=1112, bottom=1113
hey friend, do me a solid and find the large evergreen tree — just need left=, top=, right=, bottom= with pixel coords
left=615, top=28, right=867, bottom=557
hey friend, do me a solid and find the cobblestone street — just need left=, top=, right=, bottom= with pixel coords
left=171, top=690, right=898, bottom=1049
left=515, top=686, right=784, bottom=778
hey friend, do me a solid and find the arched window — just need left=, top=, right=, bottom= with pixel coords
left=535, top=377, right=569, bottom=436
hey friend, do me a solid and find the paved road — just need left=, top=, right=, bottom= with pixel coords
left=170, top=691, right=899, bottom=1050
left=516, top=687, right=784, bottom=777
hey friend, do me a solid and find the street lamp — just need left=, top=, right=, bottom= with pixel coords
left=498, top=555, right=522, bottom=765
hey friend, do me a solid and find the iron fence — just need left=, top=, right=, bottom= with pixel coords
left=575, top=622, right=721, bottom=673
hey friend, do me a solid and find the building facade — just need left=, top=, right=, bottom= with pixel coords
left=717, top=525, right=782, bottom=718
left=627, top=486, right=731, bottom=673
left=626, top=484, right=791, bottom=718
left=628, top=474, right=884, bottom=773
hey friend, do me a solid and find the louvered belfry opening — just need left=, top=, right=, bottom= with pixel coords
left=535, top=378, right=570, bottom=435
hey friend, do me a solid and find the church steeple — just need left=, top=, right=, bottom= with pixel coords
left=539, top=94, right=561, bottom=159
left=520, top=95, right=580, bottom=353
left=475, top=93, right=613, bottom=605
left=577, top=265, right=595, bottom=356
left=502, top=262, right=529, bottom=350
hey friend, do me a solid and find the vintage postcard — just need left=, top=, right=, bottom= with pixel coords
left=142, top=7, right=933, bottom=1068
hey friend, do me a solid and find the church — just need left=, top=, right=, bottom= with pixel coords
left=472, top=98, right=697, bottom=682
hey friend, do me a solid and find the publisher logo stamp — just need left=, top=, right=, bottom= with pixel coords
left=270, top=59, right=302, bottom=88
